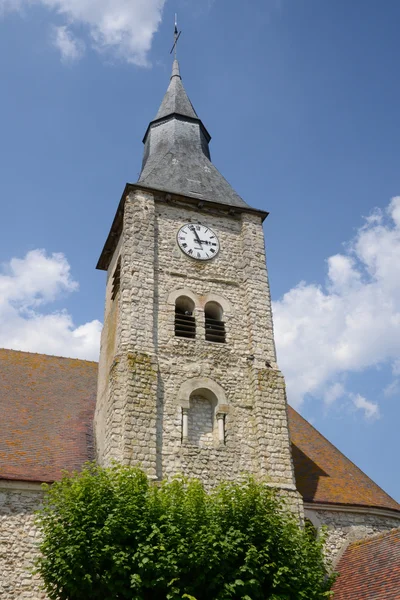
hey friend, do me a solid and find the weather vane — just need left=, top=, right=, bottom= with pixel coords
left=170, top=14, right=182, bottom=58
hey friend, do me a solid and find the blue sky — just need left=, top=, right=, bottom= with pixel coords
left=1, top=0, right=400, bottom=501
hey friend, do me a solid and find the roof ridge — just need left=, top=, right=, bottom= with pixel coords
left=0, top=347, right=98, bottom=365
left=350, top=527, right=400, bottom=549
left=139, top=148, right=174, bottom=183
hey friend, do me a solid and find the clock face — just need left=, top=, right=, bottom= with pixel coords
left=177, top=223, right=220, bottom=261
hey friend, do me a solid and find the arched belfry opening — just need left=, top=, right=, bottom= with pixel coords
left=204, top=301, right=226, bottom=343
left=177, top=378, right=229, bottom=446
left=175, top=296, right=196, bottom=339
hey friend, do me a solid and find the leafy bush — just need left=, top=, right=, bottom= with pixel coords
left=36, top=464, right=334, bottom=600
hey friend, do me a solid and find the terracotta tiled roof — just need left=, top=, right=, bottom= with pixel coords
left=0, top=348, right=399, bottom=516
left=0, top=349, right=97, bottom=482
left=287, top=406, right=400, bottom=512
left=332, top=529, right=400, bottom=599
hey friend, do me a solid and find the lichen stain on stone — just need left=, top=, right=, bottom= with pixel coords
left=127, top=353, right=157, bottom=380
left=109, top=357, right=121, bottom=378
left=193, top=261, right=207, bottom=272
left=257, top=369, right=283, bottom=392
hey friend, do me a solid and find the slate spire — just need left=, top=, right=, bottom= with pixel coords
left=154, top=59, right=198, bottom=121
left=138, top=59, right=249, bottom=208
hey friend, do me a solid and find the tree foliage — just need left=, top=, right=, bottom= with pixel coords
left=36, top=464, right=335, bottom=600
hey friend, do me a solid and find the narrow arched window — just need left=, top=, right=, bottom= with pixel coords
left=175, top=296, right=196, bottom=339
left=205, top=301, right=226, bottom=343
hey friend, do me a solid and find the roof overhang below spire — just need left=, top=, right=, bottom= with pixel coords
left=96, top=183, right=268, bottom=271
left=142, top=113, right=211, bottom=145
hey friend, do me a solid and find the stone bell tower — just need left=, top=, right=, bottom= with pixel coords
left=94, top=57, right=303, bottom=513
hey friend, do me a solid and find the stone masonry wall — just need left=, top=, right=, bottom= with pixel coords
left=0, top=487, right=46, bottom=600
left=95, top=235, right=122, bottom=462
left=95, top=191, right=159, bottom=475
left=188, top=395, right=215, bottom=447
left=95, top=189, right=303, bottom=518
left=305, top=507, right=400, bottom=564
left=154, top=194, right=299, bottom=498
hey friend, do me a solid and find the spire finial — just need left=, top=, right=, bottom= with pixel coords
left=170, top=14, right=181, bottom=59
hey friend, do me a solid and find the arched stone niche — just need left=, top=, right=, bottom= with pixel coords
left=177, top=378, right=229, bottom=445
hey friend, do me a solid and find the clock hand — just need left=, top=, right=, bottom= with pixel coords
left=191, top=226, right=203, bottom=245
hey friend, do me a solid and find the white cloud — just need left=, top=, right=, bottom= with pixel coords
left=273, top=196, right=400, bottom=414
left=52, top=25, right=84, bottom=63
left=0, top=249, right=101, bottom=360
left=383, top=379, right=399, bottom=398
left=0, top=0, right=166, bottom=65
left=323, top=382, right=345, bottom=406
left=350, top=393, right=380, bottom=420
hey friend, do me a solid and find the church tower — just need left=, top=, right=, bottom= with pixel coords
left=95, top=56, right=302, bottom=513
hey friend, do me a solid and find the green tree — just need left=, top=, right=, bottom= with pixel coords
left=36, top=464, right=335, bottom=600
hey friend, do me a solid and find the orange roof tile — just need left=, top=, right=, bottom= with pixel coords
left=0, top=348, right=398, bottom=516
left=332, top=529, right=400, bottom=599
left=0, top=348, right=97, bottom=482
left=287, top=406, right=400, bottom=513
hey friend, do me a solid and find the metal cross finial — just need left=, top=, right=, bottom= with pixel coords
left=170, top=14, right=182, bottom=58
